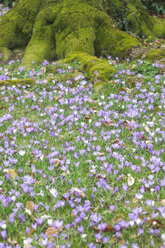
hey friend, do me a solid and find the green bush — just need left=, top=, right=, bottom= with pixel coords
left=141, top=0, right=165, bottom=15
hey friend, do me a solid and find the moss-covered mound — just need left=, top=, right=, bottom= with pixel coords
left=0, top=0, right=165, bottom=86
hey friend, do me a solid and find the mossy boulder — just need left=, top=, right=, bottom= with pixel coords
left=0, top=47, right=13, bottom=62
left=145, top=49, right=165, bottom=61
left=64, top=52, right=116, bottom=84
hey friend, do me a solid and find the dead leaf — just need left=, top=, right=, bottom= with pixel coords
left=29, top=228, right=35, bottom=236
left=88, top=99, right=96, bottom=105
left=71, top=187, right=85, bottom=198
left=7, top=169, right=18, bottom=179
left=132, top=198, right=139, bottom=204
left=85, top=115, right=92, bottom=120
left=8, top=238, right=18, bottom=246
left=97, top=174, right=106, bottom=179
left=71, top=209, right=76, bottom=217
left=61, top=170, right=70, bottom=177
left=93, top=224, right=114, bottom=233
left=150, top=219, right=164, bottom=229
left=45, top=226, right=63, bottom=237
left=112, top=139, right=120, bottom=144
left=53, top=159, right=61, bottom=167
left=118, top=87, right=126, bottom=92
left=161, top=199, right=165, bottom=207
left=56, top=96, right=61, bottom=101
left=96, top=152, right=105, bottom=157
left=26, top=201, right=35, bottom=212
left=48, top=73, right=54, bottom=78
left=94, top=206, right=99, bottom=212
left=118, top=240, right=125, bottom=245
left=104, top=120, right=114, bottom=126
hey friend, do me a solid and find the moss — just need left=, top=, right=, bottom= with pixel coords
left=1, top=0, right=164, bottom=69
left=152, top=17, right=165, bottom=38
left=0, top=78, right=35, bottom=87
left=0, top=47, right=13, bottom=61
left=0, top=0, right=41, bottom=49
left=20, top=1, right=141, bottom=67
left=145, top=49, right=165, bottom=61
left=64, top=52, right=116, bottom=83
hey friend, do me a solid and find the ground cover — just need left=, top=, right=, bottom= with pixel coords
left=0, top=4, right=165, bottom=248
left=0, top=49, right=165, bottom=248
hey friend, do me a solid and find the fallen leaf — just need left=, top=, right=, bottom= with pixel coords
left=97, top=174, right=106, bottom=179
left=118, top=87, right=126, bottom=92
left=132, top=198, right=139, bottom=204
left=88, top=99, right=96, bottom=105
left=112, top=139, right=120, bottom=144
left=150, top=219, right=164, bottom=229
left=104, top=120, right=114, bottom=126
left=53, top=159, right=61, bottom=167
left=45, top=226, right=63, bottom=237
left=61, top=170, right=70, bottom=177
left=127, top=174, right=135, bottom=186
left=85, top=115, right=92, bottom=120
left=7, top=169, right=18, bottom=179
left=95, top=152, right=105, bottom=157
left=71, top=187, right=85, bottom=198
left=8, top=239, right=18, bottom=246
left=94, top=206, right=99, bottom=212
left=29, top=228, right=35, bottom=236
left=56, top=96, right=61, bottom=101
left=26, top=201, right=35, bottom=212
left=48, top=73, right=54, bottom=78
left=93, top=224, right=114, bottom=233
left=161, top=199, right=165, bottom=207
left=71, top=209, right=76, bottom=217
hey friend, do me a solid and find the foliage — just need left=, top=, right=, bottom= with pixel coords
left=2, top=0, right=15, bottom=7
left=141, top=0, right=165, bottom=15
left=111, top=0, right=132, bottom=32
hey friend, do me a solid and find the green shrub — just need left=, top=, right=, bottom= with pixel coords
left=141, top=0, right=165, bottom=15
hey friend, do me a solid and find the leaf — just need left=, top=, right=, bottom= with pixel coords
left=71, top=209, right=76, bottom=217
left=118, top=87, right=126, bottom=93
left=87, top=99, right=96, bottom=105
left=71, top=187, right=85, bottom=198
left=48, top=73, right=54, bottom=78
left=94, top=206, right=99, bottom=212
left=95, top=152, right=105, bottom=157
left=127, top=174, right=135, bottom=186
left=61, top=170, right=70, bottom=177
left=93, top=224, right=114, bottom=233
left=161, top=199, right=165, bottom=206
left=53, top=159, right=61, bottom=167
left=8, top=239, right=18, bottom=246
left=7, top=169, right=18, bottom=179
left=26, top=201, right=35, bottom=212
left=85, top=115, right=92, bottom=120
left=112, top=139, right=120, bottom=144
left=45, top=226, right=63, bottom=237
left=56, top=96, right=61, bottom=101
left=104, top=120, right=114, bottom=126
left=150, top=219, right=164, bottom=229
